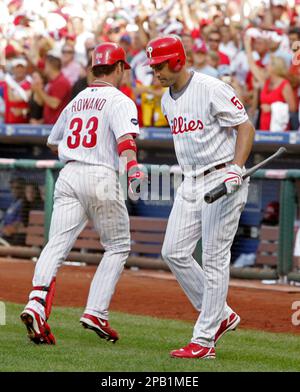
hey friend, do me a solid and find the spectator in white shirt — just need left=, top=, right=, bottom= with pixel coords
left=219, top=24, right=239, bottom=61
left=191, top=39, right=219, bottom=79
left=61, top=44, right=81, bottom=87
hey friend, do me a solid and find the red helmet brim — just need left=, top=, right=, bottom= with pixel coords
left=144, top=53, right=179, bottom=66
left=124, top=61, right=131, bottom=69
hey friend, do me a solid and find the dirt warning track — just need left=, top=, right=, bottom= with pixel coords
left=0, top=259, right=299, bottom=335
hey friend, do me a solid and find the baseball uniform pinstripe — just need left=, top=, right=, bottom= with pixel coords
left=48, top=86, right=139, bottom=169
left=161, top=72, right=249, bottom=347
left=25, top=85, right=139, bottom=321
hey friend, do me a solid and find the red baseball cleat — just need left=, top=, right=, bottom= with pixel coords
left=20, top=308, right=56, bottom=345
left=80, top=313, right=119, bottom=343
left=214, top=312, right=240, bottom=345
left=170, top=343, right=216, bottom=359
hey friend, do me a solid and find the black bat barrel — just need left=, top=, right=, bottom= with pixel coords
left=204, top=183, right=227, bottom=204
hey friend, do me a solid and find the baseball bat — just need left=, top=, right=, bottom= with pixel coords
left=204, top=147, right=287, bottom=204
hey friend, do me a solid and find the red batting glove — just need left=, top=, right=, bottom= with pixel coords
left=127, top=162, right=148, bottom=195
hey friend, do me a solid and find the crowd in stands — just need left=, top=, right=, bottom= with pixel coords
left=1, top=0, right=300, bottom=130
left=0, top=177, right=43, bottom=245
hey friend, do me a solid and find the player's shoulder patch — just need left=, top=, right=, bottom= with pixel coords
left=131, top=118, right=138, bottom=125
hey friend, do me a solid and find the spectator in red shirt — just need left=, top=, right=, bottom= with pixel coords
left=287, top=27, right=300, bottom=129
left=259, top=56, right=296, bottom=131
left=4, top=58, right=31, bottom=124
left=31, top=55, right=71, bottom=124
left=245, top=34, right=296, bottom=131
left=207, top=29, right=231, bottom=65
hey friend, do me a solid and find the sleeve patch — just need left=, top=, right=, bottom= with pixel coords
left=131, top=118, right=138, bottom=125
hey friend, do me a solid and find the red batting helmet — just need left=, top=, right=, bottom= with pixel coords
left=146, top=35, right=186, bottom=72
left=92, top=42, right=131, bottom=69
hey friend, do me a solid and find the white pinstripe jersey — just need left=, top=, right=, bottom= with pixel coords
left=161, top=72, right=248, bottom=177
left=48, top=85, right=140, bottom=170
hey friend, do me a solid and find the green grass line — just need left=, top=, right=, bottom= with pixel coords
left=0, top=303, right=299, bottom=372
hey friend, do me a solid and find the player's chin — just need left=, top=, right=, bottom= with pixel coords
left=158, top=79, right=170, bottom=87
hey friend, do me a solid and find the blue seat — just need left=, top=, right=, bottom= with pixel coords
left=0, top=190, right=13, bottom=210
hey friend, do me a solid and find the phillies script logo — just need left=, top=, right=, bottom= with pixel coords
left=171, top=116, right=204, bottom=135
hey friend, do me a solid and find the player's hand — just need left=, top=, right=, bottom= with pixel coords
left=223, top=164, right=244, bottom=195
left=128, top=164, right=148, bottom=196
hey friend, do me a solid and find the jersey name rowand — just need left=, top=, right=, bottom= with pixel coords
left=48, top=86, right=140, bottom=170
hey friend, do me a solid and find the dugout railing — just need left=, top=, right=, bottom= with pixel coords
left=0, top=159, right=299, bottom=284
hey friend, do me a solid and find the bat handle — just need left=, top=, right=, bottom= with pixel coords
left=204, top=183, right=227, bottom=204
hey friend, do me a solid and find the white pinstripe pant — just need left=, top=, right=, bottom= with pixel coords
left=161, top=168, right=249, bottom=347
left=26, top=162, right=130, bottom=320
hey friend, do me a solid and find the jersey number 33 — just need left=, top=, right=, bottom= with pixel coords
left=67, top=116, right=98, bottom=149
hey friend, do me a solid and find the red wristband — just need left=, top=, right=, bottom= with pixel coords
left=127, top=160, right=138, bottom=172
left=117, top=139, right=137, bottom=156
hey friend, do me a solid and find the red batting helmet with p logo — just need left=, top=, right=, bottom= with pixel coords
left=92, top=42, right=131, bottom=69
left=145, top=35, right=186, bottom=72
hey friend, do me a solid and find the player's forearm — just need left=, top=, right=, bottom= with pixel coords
left=246, top=55, right=265, bottom=87
left=244, top=38, right=266, bottom=87
left=117, top=134, right=146, bottom=192
left=180, top=0, right=194, bottom=30
left=136, top=20, right=148, bottom=49
left=232, top=120, right=255, bottom=168
left=120, top=149, right=137, bottom=165
left=117, top=134, right=138, bottom=167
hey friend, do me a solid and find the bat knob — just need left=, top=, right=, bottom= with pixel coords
left=204, top=193, right=213, bottom=203
left=204, top=183, right=227, bottom=204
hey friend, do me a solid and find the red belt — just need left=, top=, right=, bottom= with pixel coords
left=203, top=163, right=227, bottom=176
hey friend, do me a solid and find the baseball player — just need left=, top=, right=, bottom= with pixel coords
left=20, top=42, right=144, bottom=345
left=146, top=35, right=255, bottom=359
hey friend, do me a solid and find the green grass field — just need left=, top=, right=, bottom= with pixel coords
left=0, top=302, right=299, bottom=372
